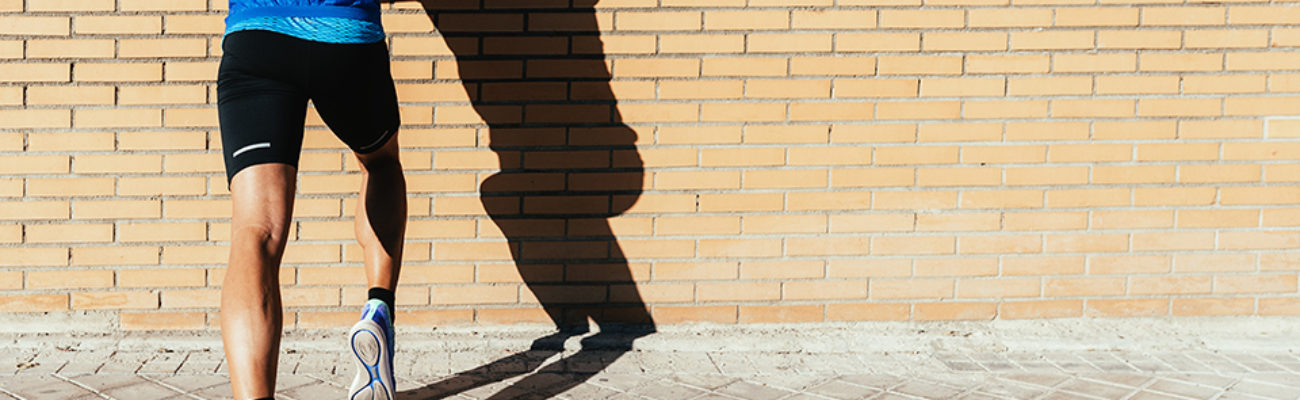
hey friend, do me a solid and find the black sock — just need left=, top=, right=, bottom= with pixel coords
left=368, top=287, right=395, bottom=314
left=253, top=397, right=274, bottom=400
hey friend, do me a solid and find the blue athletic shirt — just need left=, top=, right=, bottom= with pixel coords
left=225, top=0, right=385, bottom=44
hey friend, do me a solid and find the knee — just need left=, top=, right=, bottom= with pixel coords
left=232, top=223, right=290, bottom=261
left=356, top=136, right=403, bottom=176
left=358, top=151, right=403, bottom=177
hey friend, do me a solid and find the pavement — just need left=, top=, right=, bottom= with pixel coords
left=3, top=318, right=1300, bottom=400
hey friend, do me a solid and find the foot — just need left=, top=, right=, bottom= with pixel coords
left=347, top=299, right=395, bottom=400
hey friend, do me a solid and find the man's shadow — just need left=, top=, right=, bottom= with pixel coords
left=400, top=1, right=656, bottom=398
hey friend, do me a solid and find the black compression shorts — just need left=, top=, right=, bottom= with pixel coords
left=216, top=29, right=400, bottom=183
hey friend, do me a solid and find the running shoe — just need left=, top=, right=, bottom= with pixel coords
left=347, top=299, right=395, bottom=400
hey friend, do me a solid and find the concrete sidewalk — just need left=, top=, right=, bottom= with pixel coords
left=3, top=318, right=1300, bottom=400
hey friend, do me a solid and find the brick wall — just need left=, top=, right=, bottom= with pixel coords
left=2, top=0, right=1299, bottom=331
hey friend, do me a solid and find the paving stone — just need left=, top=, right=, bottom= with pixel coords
left=1001, top=373, right=1072, bottom=389
left=806, top=379, right=881, bottom=399
left=174, top=352, right=223, bottom=375
left=1081, top=373, right=1153, bottom=389
left=1228, top=379, right=1300, bottom=399
left=1146, top=378, right=1225, bottom=399
left=1060, top=378, right=1135, bottom=399
left=1216, top=392, right=1275, bottom=400
left=755, top=375, right=835, bottom=393
left=1040, top=391, right=1104, bottom=400
left=7, top=328, right=1300, bottom=400
left=98, top=352, right=153, bottom=374
left=623, top=377, right=709, bottom=400
left=1127, top=390, right=1186, bottom=400
left=154, top=375, right=228, bottom=397
left=893, top=379, right=969, bottom=398
left=15, top=352, right=71, bottom=375
left=872, top=393, right=921, bottom=400
left=552, top=381, right=626, bottom=399
left=831, top=374, right=900, bottom=390
left=780, top=394, right=837, bottom=400
left=139, top=352, right=188, bottom=375
left=976, top=377, right=1053, bottom=399
left=58, top=360, right=107, bottom=376
left=2, top=375, right=97, bottom=400
left=715, top=380, right=796, bottom=400
left=277, top=377, right=342, bottom=400
left=957, top=392, right=1006, bottom=400
left=100, top=379, right=185, bottom=400
left=1239, top=373, right=1300, bottom=387
left=708, top=353, right=761, bottom=376
left=61, top=373, right=141, bottom=392
left=671, top=374, right=737, bottom=391
left=746, top=353, right=799, bottom=375
left=691, top=394, right=742, bottom=400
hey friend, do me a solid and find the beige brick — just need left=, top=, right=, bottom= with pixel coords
left=1142, top=6, right=1225, bottom=26
left=793, top=10, right=875, bottom=29
left=1011, top=31, right=1094, bottom=51
left=879, top=56, right=963, bottom=76
left=793, top=56, right=876, bottom=76
left=652, top=306, right=737, bottom=324
left=27, top=39, right=114, bottom=58
left=839, top=33, right=921, bottom=52
left=748, top=80, right=831, bottom=99
left=871, top=279, right=953, bottom=299
left=1087, top=299, right=1168, bottom=317
left=872, top=236, right=954, bottom=256
left=916, top=257, right=998, bottom=277
left=72, top=291, right=157, bottom=310
left=1004, top=256, right=1085, bottom=276
left=120, top=0, right=208, bottom=11
left=1002, top=300, right=1082, bottom=319
left=704, top=10, right=788, bottom=30
left=28, top=269, right=112, bottom=289
left=75, top=15, right=162, bottom=34
left=1057, top=8, right=1139, bottom=26
left=74, top=63, right=162, bottom=82
left=1045, top=233, right=1129, bottom=253
left=26, top=223, right=112, bottom=244
left=698, top=282, right=780, bottom=302
left=828, top=303, right=910, bottom=321
left=914, top=302, right=996, bottom=321
left=0, top=16, right=70, bottom=35
left=121, top=312, right=205, bottom=330
left=165, top=15, right=225, bottom=34
left=784, top=281, right=868, bottom=300
left=1173, top=297, right=1256, bottom=316
left=970, top=9, right=1052, bottom=27
left=924, top=32, right=1008, bottom=52
left=0, top=63, right=71, bottom=83
left=880, top=9, right=964, bottom=28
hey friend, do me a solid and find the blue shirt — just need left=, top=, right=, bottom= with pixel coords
left=225, top=0, right=385, bottom=44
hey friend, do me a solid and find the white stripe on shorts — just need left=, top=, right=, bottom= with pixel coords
left=232, top=142, right=271, bottom=158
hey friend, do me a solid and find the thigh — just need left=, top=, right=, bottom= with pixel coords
left=217, top=33, right=310, bottom=184
left=307, top=40, right=401, bottom=154
left=229, top=163, right=297, bottom=243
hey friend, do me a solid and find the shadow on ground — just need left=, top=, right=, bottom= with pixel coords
left=398, top=1, right=656, bottom=398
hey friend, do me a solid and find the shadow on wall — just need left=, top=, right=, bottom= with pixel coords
left=399, top=0, right=657, bottom=398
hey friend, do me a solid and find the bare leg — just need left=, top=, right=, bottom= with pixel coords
left=221, top=164, right=297, bottom=400
left=355, top=135, right=406, bottom=292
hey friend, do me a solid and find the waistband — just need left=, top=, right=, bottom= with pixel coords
left=226, top=5, right=382, bottom=25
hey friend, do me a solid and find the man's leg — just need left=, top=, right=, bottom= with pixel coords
left=346, top=135, right=405, bottom=400
left=221, top=164, right=297, bottom=400
left=355, top=135, right=406, bottom=293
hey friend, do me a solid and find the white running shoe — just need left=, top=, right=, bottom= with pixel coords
left=348, top=299, right=395, bottom=400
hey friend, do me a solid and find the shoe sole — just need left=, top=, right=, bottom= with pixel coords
left=348, top=320, right=393, bottom=400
